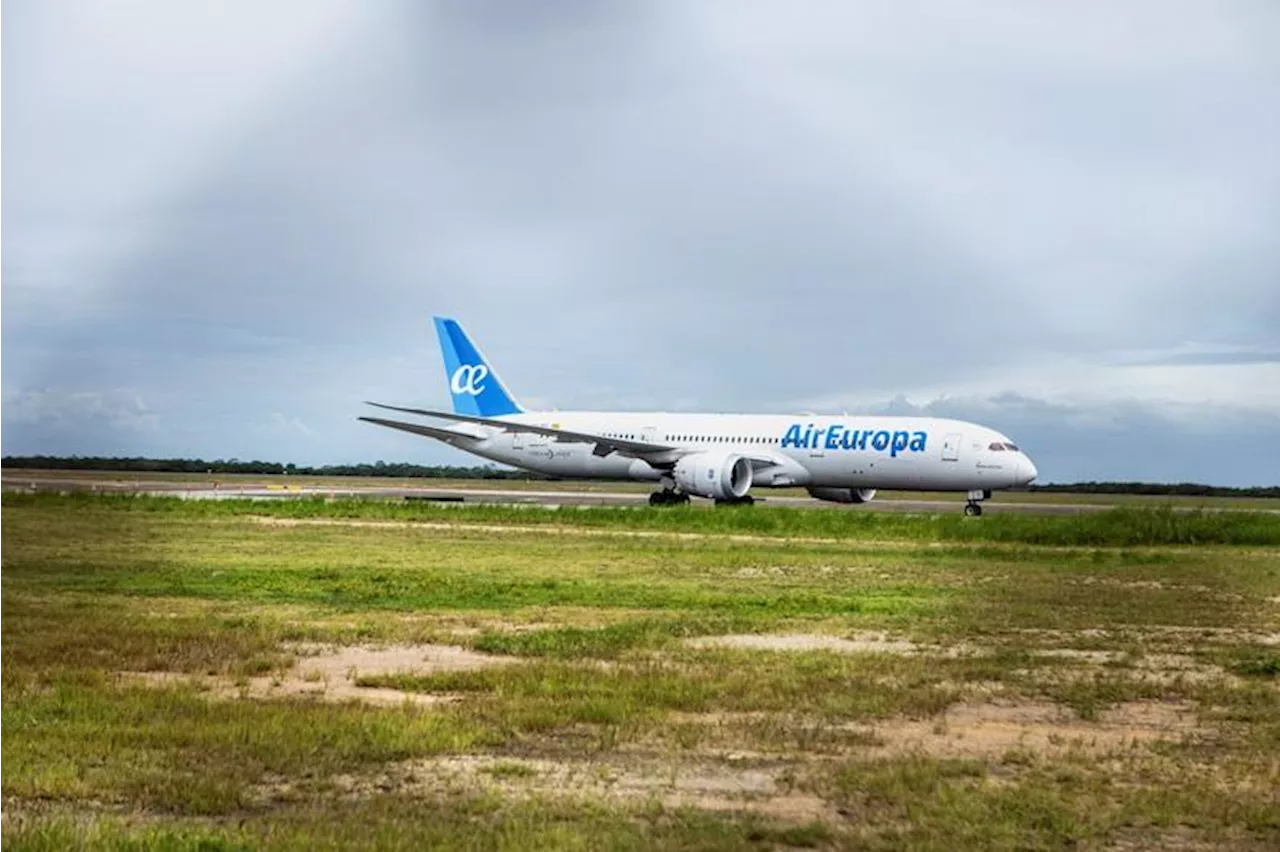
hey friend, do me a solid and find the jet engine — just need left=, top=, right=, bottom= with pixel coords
left=806, top=487, right=877, bottom=504
left=673, top=452, right=753, bottom=500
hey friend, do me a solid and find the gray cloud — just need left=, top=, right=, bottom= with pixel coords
left=4, top=1, right=1278, bottom=483
left=1116, top=350, right=1280, bottom=367
left=872, top=392, right=1280, bottom=486
left=4, top=388, right=159, bottom=456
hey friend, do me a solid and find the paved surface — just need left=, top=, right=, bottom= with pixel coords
left=9, top=473, right=1277, bottom=515
left=0, top=474, right=1150, bottom=515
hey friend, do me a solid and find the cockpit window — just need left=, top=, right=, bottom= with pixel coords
left=1004, top=443, right=1019, bottom=452
left=988, top=442, right=1006, bottom=451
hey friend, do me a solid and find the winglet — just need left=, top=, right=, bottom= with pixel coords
left=432, top=317, right=523, bottom=417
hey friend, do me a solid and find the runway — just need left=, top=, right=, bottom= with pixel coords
left=2, top=472, right=1242, bottom=515
left=163, top=485, right=1120, bottom=514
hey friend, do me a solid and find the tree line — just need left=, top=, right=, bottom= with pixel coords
left=0, top=456, right=540, bottom=480
left=1024, top=481, right=1279, bottom=498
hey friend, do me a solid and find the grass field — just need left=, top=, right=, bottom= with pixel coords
left=3, top=494, right=1279, bottom=850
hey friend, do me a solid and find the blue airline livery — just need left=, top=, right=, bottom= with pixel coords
left=360, top=318, right=1038, bottom=514
left=780, top=424, right=928, bottom=455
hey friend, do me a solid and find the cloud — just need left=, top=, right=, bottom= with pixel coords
left=866, top=391, right=1280, bottom=486
left=1114, top=349, right=1280, bottom=367
left=6, top=388, right=155, bottom=429
left=3, top=1, right=1278, bottom=484
left=266, top=412, right=315, bottom=439
left=3, top=388, right=159, bottom=455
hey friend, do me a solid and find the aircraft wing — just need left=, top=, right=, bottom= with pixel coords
left=363, top=402, right=676, bottom=458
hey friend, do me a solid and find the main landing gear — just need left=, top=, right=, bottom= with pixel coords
left=964, top=489, right=991, bottom=517
left=649, top=490, right=690, bottom=506
left=646, top=491, right=756, bottom=507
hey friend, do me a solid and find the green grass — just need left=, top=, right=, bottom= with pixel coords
left=4, top=493, right=1278, bottom=849
left=469, top=618, right=764, bottom=659
left=1232, top=655, right=1280, bottom=678
left=3, top=676, right=496, bottom=812
left=7, top=491, right=1280, bottom=546
left=1, top=800, right=839, bottom=851
left=813, top=754, right=1280, bottom=850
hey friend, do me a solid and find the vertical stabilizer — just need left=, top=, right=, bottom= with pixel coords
left=432, top=317, right=523, bottom=416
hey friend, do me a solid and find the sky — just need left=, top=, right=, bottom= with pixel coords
left=3, top=1, right=1279, bottom=485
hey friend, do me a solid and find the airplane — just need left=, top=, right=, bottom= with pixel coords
left=360, top=317, right=1038, bottom=515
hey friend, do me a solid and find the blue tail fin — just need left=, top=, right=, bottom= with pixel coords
left=432, top=317, right=523, bottom=417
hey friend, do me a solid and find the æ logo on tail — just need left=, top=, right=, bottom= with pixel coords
left=450, top=364, right=489, bottom=396
left=433, top=316, right=523, bottom=416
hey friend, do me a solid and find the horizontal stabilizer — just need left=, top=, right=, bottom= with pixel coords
left=363, top=401, right=674, bottom=458
left=358, top=416, right=480, bottom=445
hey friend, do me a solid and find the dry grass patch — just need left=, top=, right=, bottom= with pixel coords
left=854, top=699, right=1202, bottom=760
left=658, top=698, right=1203, bottom=762
left=122, top=642, right=521, bottom=707
left=683, top=631, right=983, bottom=659
left=297, top=753, right=837, bottom=823
left=685, top=632, right=922, bottom=655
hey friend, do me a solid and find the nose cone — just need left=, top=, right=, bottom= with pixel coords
left=1017, top=455, right=1038, bottom=486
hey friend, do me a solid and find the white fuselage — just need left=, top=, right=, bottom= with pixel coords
left=445, top=411, right=1037, bottom=492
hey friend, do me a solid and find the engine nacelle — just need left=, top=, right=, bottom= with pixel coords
left=806, top=487, right=877, bottom=504
left=673, top=452, right=753, bottom=500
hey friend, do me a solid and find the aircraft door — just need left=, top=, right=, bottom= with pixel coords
left=511, top=430, right=525, bottom=451
left=640, top=426, right=656, bottom=445
left=942, top=433, right=962, bottom=462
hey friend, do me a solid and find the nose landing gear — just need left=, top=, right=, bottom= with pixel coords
left=964, top=489, right=990, bottom=517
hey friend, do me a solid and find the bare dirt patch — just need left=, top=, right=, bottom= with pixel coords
left=1126, top=653, right=1238, bottom=685
left=1026, top=649, right=1237, bottom=686
left=686, top=632, right=921, bottom=655
left=123, top=642, right=519, bottom=706
left=855, top=700, right=1201, bottom=760
left=1037, top=648, right=1123, bottom=664
left=1015, top=626, right=1280, bottom=648
left=307, top=754, right=835, bottom=822
left=685, top=632, right=981, bottom=658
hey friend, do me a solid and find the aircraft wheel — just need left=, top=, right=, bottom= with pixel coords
left=964, top=503, right=983, bottom=517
